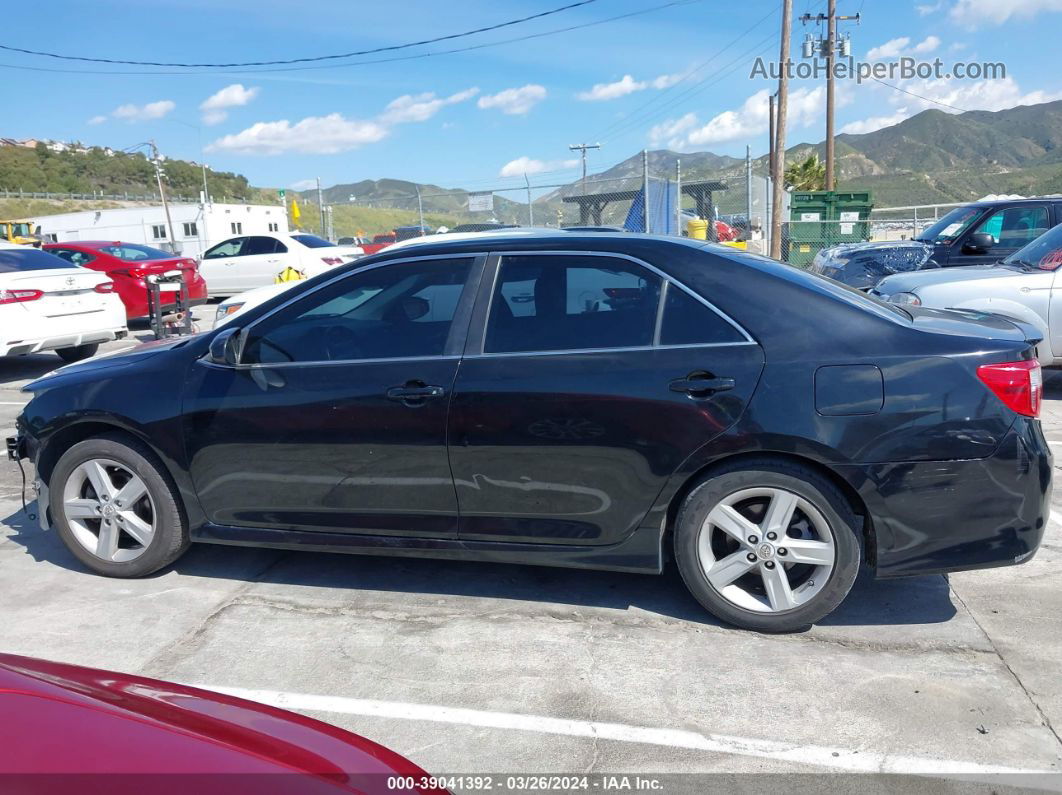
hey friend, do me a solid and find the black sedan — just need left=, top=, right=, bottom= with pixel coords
left=10, top=233, right=1051, bottom=632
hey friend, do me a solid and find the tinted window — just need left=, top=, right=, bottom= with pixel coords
left=485, top=255, right=661, bottom=354
left=1004, top=222, right=1062, bottom=270
left=290, top=234, right=335, bottom=249
left=660, top=284, right=745, bottom=345
left=918, top=206, right=981, bottom=244
left=973, top=206, right=1050, bottom=248
left=0, top=249, right=79, bottom=273
left=49, top=248, right=96, bottom=267
left=243, top=258, right=473, bottom=364
left=203, top=238, right=246, bottom=259
left=97, top=243, right=173, bottom=261
left=243, top=236, right=284, bottom=256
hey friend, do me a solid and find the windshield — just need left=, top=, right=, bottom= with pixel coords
left=9, top=223, right=32, bottom=237
left=97, top=243, right=173, bottom=261
left=916, top=206, right=982, bottom=244
left=1004, top=223, right=1062, bottom=271
left=291, top=234, right=335, bottom=249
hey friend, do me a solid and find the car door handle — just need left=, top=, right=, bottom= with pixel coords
left=386, top=383, right=446, bottom=402
left=669, top=375, right=735, bottom=396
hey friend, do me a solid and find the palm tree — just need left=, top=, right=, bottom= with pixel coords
left=784, top=153, right=827, bottom=191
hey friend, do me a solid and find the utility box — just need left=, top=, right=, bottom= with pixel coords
left=788, top=190, right=873, bottom=267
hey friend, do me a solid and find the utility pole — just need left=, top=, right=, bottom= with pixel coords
left=746, top=145, right=753, bottom=242
left=569, top=142, right=600, bottom=196
left=768, top=92, right=776, bottom=178
left=675, top=158, right=682, bottom=236
left=316, top=177, right=325, bottom=237
left=200, top=162, right=210, bottom=205
left=149, top=140, right=177, bottom=254
left=642, top=149, right=650, bottom=234
left=415, top=185, right=425, bottom=234
left=524, top=173, right=534, bottom=226
left=801, top=3, right=859, bottom=190
left=770, top=0, right=793, bottom=260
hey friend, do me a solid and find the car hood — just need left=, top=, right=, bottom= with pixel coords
left=22, top=336, right=195, bottom=391
left=875, top=264, right=1018, bottom=295
left=0, top=653, right=430, bottom=783
left=811, top=240, right=936, bottom=289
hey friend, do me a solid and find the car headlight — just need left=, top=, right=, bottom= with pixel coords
left=887, top=292, right=921, bottom=306
left=216, top=302, right=244, bottom=321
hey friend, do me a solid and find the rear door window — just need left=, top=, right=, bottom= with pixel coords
left=660, top=283, right=746, bottom=346
left=485, top=255, right=662, bottom=353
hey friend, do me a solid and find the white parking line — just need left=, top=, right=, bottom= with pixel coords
left=1052, top=510, right=1062, bottom=527
left=0, top=402, right=26, bottom=406
left=197, top=685, right=1050, bottom=776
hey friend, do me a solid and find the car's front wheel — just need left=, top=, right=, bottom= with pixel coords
left=55, top=343, right=99, bottom=363
left=674, top=460, right=861, bottom=632
left=49, top=434, right=189, bottom=577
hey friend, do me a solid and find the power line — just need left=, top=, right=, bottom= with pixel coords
left=870, top=77, right=969, bottom=113
left=0, top=1, right=598, bottom=68
left=0, top=1, right=700, bottom=77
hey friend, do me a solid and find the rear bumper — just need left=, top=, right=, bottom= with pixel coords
left=838, top=418, right=1051, bottom=577
left=0, top=327, right=127, bottom=357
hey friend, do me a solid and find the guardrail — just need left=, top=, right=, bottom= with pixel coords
left=0, top=189, right=247, bottom=204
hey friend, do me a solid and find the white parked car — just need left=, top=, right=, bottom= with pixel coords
left=198, top=233, right=364, bottom=298
left=874, top=221, right=1062, bottom=366
left=214, top=280, right=303, bottom=325
left=0, top=241, right=127, bottom=362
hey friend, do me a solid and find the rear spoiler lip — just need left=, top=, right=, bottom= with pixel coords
left=943, top=306, right=1044, bottom=350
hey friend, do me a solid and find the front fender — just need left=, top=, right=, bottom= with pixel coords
left=949, top=298, right=1052, bottom=364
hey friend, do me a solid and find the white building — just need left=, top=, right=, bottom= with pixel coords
left=32, top=200, right=290, bottom=259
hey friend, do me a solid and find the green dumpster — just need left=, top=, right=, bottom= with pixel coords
left=788, top=190, right=873, bottom=267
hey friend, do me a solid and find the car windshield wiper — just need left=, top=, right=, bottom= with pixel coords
left=1004, top=258, right=1037, bottom=271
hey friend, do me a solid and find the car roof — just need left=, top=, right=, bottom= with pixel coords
left=969, top=197, right=1062, bottom=207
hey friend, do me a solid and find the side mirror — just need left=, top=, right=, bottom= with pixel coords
left=964, top=232, right=995, bottom=254
left=208, top=327, right=243, bottom=366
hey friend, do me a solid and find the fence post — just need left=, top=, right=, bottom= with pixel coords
left=675, top=159, right=681, bottom=237
left=913, top=207, right=918, bottom=240
left=642, top=149, right=650, bottom=234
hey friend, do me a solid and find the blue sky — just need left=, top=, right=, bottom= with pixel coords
left=3, top=0, right=1061, bottom=193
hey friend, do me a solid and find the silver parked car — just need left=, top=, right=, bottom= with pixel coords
left=873, top=222, right=1062, bottom=366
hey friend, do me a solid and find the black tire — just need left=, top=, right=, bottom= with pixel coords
left=674, top=459, right=861, bottom=632
left=48, top=433, right=189, bottom=577
left=56, top=343, right=99, bottom=363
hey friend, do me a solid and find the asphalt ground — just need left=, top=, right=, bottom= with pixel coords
left=0, top=310, right=1060, bottom=792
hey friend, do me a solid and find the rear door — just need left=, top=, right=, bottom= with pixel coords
left=199, top=237, right=248, bottom=296
left=448, top=251, right=765, bottom=547
left=237, top=236, right=287, bottom=289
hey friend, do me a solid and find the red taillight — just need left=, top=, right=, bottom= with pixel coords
left=977, top=359, right=1042, bottom=418
left=321, top=256, right=344, bottom=265
left=113, top=267, right=150, bottom=279
left=0, top=289, right=43, bottom=305
left=94, top=281, right=116, bottom=294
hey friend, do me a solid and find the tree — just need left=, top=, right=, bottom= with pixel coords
left=784, top=153, right=826, bottom=191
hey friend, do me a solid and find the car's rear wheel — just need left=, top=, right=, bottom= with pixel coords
left=56, top=343, right=99, bottom=363
left=674, top=460, right=861, bottom=632
left=49, top=434, right=189, bottom=577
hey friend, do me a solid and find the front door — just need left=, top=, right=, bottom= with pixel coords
left=237, top=235, right=288, bottom=290
left=448, top=252, right=765, bottom=546
left=184, top=255, right=480, bottom=537
left=951, top=204, right=1052, bottom=267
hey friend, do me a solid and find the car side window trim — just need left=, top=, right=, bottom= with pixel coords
left=230, top=253, right=488, bottom=368
left=464, top=249, right=756, bottom=358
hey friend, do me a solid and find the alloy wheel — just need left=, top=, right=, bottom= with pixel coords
left=61, top=458, right=156, bottom=563
left=697, top=487, right=836, bottom=613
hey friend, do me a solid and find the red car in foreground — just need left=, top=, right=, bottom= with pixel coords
left=0, top=653, right=446, bottom=794
left=44, top=241, right=208, bottom=321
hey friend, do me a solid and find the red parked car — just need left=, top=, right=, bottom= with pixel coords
left=44, top=241, right=208, bottom=321
left=0, top=653, right=447, bottom=794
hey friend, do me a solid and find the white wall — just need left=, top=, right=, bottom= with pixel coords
left=32, top=202, right=289, bottom=259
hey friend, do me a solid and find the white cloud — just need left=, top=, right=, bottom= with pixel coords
left=288, top=179, right=319, bottom=191
left=206, top=113, right=388, bottom=155
left=200, top=84, right=260, bottom=125
left=577, top=75, right=647, bottom=101
left=648, top=85, right=843, bottom=149
left=841, top=108, right=913, bottom=134
left=887, top=75, right=1062, bottom=114
left=866, top=35, right=939, bottom=60
left=917, top=1, right=944, bottom=13
left=949, top=0, right=1062, bottom=28
left=576, top=72, right=684, bottom=101
left=477, top=84, right=547, bottom=115
left=866, top=37, right=911, bottom=60
left=648, top=113, right=699, bottom=147
left=379, top=87, right=478, bottom=124
left=110, top=100, right=176, bottom=122
left=87, top=115, right=108, bottom=125
left=499, top=156, right=579, bottom=177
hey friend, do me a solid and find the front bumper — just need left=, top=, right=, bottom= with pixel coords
left=7, top=431, right=48, bottom=530
left=839, top=418, right=1051, bottom=577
